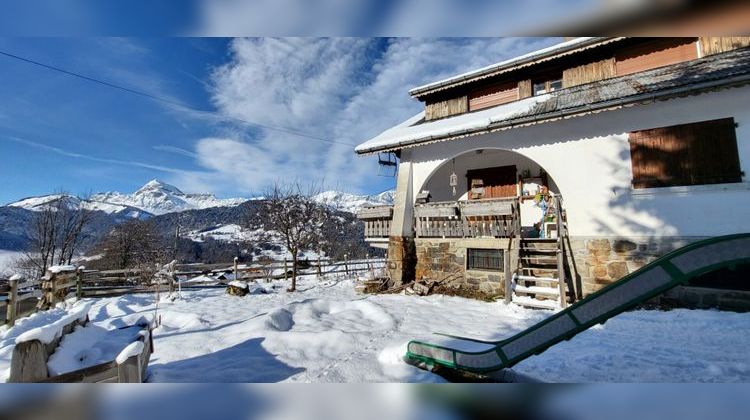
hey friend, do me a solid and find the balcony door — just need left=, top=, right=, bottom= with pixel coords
left=467, top=165, right=517, bottom=200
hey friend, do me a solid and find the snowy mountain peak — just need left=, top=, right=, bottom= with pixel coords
left=137, top=179, right=184, bottom=195
left=91, top=181, right=246, bottom=216
left=314, top=190, right=394, bottom=213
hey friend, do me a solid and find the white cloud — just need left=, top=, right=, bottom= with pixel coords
left=171, top=37, right=559, bottom=195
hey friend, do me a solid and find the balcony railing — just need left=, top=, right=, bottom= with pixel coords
left=357, top=205, right=393, bottom=239
left=414, top=197, right=520, bottom=238
left=358, top=197, right=521, bottom=242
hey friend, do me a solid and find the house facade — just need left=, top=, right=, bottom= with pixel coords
left=355, top=37, right=750, bottom=310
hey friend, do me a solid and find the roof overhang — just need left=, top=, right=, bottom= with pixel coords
left=408, top=37, right=624, bottom=99
left=356, top=73, right=750, bottom=155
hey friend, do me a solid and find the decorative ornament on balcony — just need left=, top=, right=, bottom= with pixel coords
left=449, top=158, right=458, bottom=197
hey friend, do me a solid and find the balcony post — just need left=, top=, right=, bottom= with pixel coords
left=387, top=158, right=416, bottom=287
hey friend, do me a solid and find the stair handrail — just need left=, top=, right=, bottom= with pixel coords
left=554, top=195, right=567, bottom=308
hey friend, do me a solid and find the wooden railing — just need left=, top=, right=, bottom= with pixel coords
left=358, top=205, right=394, bottom=239
left=414, top=197, right=521, bottom=238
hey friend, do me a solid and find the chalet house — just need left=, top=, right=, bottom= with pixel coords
left=355, top=37, right=750, bottom=310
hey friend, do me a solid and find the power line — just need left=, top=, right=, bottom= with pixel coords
left=0, top=49, right=357, bottom=147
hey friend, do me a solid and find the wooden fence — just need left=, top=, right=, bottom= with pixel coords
left=0, top=256, right=386, bottom=325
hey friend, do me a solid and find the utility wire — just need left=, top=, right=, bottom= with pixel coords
left=0, top=49, right=357, bottom=147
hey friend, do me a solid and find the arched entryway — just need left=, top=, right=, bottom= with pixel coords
left=418, top=148, right=562, bottom=232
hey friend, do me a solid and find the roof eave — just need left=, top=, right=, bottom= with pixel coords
left=356, top=73, right=750, bottom=155
left=408, top=37, right=622, bottom=99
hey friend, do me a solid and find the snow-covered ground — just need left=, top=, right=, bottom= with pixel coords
left=1, top=273, right=749, bottom=382
left=0, top=250, right=24, bottom=277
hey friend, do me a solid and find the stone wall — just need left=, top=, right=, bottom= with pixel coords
left=414, top=238, right=510, bottom=297
left=387, top=236, right=416, bottom=287
left=568, top=236, right=705, bottom=296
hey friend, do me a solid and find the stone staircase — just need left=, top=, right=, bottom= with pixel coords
left=510, top=238, right=567, bottom=309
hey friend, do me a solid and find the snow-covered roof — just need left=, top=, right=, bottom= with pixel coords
left=356, top=47, right=750, bottom=154
left=409, top=37, right=620, bottom=98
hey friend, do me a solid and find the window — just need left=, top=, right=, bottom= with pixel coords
left=629, top=118, right=742, bottom=189
left=467, top=248, right=504, bottom=271
left=533, top=77, right=562, bottom=95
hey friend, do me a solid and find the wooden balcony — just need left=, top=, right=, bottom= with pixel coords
left=357, top=206, right=393, bottom=248
left=358, top=197, right=521, bottom=245
left=414, top=197, right=520, bottom=238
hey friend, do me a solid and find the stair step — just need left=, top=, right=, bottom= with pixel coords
left=521, top=263, right=558, bottom=269
left=520, top=256, right=558, bottom=262
left=517, top=275, right=558, bottom=283
left=514, top=285, right=560, bottom=296
left=520, top=248, right=558, bottom=254
left=511, top=295, right=559, bottom=310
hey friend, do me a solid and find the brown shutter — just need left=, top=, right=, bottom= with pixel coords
left=616, top=39, right=698, bottom=76
left=467, top=165, right=517, bottom=198
left=468, top=82, right=519, bottom=111
left=629, top=118, right=741, bottom=189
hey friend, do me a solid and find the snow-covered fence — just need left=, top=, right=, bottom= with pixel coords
left=38, top=266, right=81, bottom=311
left=3, top=275, right=43, bottom=326
left=1, top=266, right=87, bottom=326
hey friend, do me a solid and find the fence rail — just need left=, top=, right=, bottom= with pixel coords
left=1, top=256, right=386, bottom=325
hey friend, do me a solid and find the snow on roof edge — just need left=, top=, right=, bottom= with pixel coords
left=408, top=37, right=616, bottom=97
left=356, top=71, right=750, bottom=155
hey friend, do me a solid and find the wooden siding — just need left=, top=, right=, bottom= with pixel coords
left=518, top=79, right=532, bottom=99
left=468, top=82, right=518, bottom=111
left=700, top=37, right=750, bottom=56
left=629, top=118, right=741, bottom=189
left=562, top=57, right=616, bottom=88
left=425, top=96, right=468, bottom=121
left=616, top=38, right=698, bottom=77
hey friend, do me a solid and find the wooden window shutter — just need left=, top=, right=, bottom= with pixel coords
left=629, top=118, right=742, bottom=189
left=468, top=82, right=519, bottom=111
left=616, top=38, right=698, bottom=76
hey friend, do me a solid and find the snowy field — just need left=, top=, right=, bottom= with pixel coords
left=0, top=250, right=24, bottom=277
left=2, top=274, right=750, bottom=382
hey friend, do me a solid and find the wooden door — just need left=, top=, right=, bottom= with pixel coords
left=467, top=165, right=517, bottom=199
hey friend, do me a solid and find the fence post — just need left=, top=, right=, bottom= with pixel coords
left=233, top=257, right=239, bottom=282
left=316, top=255, right=322, bottom=278
left=284, top=259, right=288, bottom=280
left=76, top=268, right=83, bottom=301
left=6, top=277, right=18, bottom=326
left=366, top=254, right=371, bottom=271
left=344, top=254, right=349, bottom=276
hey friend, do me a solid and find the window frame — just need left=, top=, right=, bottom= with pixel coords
left=467, top=248, right=504, bottom=272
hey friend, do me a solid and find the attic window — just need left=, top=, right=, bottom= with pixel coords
left=533, top=77, right=562, bottom=96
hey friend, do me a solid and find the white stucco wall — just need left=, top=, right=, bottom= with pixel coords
left=400, top=85, right=750, bottom=238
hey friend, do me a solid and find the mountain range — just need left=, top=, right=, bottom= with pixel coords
left=6, top=179, right=393, bottom=218
left=0, top=180, right=394, bottom=259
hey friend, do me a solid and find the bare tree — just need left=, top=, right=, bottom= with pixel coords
left=258, top=182, right=327, bottom=292
left=95, top=219, right=168, bottom=281
left=23, top=192, right=92, bottom=277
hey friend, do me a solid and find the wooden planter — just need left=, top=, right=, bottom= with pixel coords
left=9, top=317, right=153, bottom=383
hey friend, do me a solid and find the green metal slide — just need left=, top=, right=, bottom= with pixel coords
left=405, top=233, right=750, bottom=374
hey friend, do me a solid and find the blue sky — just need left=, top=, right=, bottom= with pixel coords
left=0, top=37, right=558, bottom=204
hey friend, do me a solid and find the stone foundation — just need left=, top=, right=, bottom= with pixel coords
left=567, top=236, right=706, bottom=297
left=414, top=238, right=510, bottom=297
left=387, top=236, right=416, bottom=287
